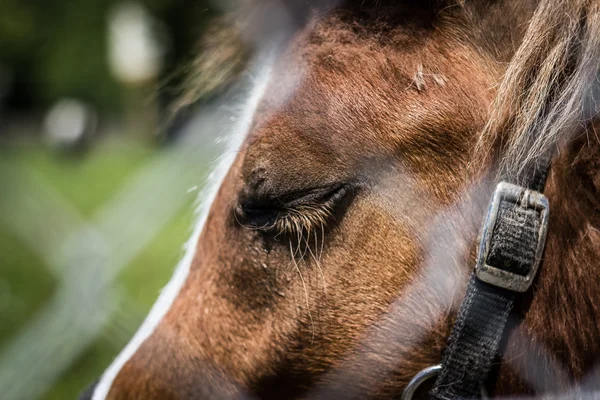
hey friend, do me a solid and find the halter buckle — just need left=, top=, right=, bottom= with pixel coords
left=475, top=182, right=549, bottom=292
left=401, top=364, right=488, bottom=400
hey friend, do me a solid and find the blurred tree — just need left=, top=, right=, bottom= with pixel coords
left=0, top=0, right=41, bottom=108
left=0, top=0, right=218, bottom=113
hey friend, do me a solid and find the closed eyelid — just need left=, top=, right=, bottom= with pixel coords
left=239, top=182, right=348, bottom=210
left=234, top=183, right=352, bottom=234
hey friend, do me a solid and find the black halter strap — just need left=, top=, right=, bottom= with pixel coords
left=430, top=156, right=553, bottom=400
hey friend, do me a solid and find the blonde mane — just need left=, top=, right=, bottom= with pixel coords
left=476, top=0, right=600, bottom=183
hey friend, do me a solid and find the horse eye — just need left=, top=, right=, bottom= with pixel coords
left=234, top=183, right=349, bottom=233
left=235, top=202, right=280, bottom=229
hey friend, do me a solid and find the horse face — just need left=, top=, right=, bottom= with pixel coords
left=93, top=3, right=526, bottom=399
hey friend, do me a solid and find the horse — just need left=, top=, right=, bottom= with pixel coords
left=83, top=0, right=600, bottom=398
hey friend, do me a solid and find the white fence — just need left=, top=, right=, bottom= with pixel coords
left=0, top=104, right=230, bottom=400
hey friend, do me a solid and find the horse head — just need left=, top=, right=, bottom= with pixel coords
left=87, top=0, right=600, bottom=398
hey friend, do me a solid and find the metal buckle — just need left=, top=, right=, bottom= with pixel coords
left=475, top=182, right=549, bottom=292
left=401, top=365, right=441, bottom=400
left=401, top=364, right=488, bottom=400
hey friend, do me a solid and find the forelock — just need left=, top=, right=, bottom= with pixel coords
left=475, top=0, right=600, bottom=184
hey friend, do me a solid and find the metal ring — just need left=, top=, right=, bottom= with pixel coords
left=400, top=364, right=488, bottom=400
left=401, top=364, right=442, bottom=400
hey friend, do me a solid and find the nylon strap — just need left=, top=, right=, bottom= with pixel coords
left=430, top=158, right=551, bottom=400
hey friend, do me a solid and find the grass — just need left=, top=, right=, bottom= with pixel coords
left=0, top=228, right=56, bottom=342
left=0, top=137, right=203, bottom=399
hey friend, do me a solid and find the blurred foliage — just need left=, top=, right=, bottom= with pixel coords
left=0, top=2, right=224, bottom=398
left=0, top=139, right=202, bottom=399
left=0, top=0, right=218, bottom=111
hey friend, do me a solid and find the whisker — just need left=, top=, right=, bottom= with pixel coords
left=319, top=222, right=325, bottom=262
left=290, top=239, right=315, bottom=343
left=307, top=227, right=328, bottom=296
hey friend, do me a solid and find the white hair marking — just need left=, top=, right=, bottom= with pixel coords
left=92, top=52, right=274, bottom=400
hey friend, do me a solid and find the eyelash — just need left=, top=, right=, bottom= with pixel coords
left=262, top=202, right=335, bottom=237
left=239, top=184, right=349, bottom=239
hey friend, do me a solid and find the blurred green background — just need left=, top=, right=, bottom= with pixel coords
left=0, top=1, right=234, bottom=398
left=0, top=0, right=216, bottom=111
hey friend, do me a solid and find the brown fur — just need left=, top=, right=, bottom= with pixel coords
left=104, top=1, right=600, bottom=399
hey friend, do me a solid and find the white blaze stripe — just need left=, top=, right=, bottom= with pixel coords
left=92, top=53, right=274, bottom=400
